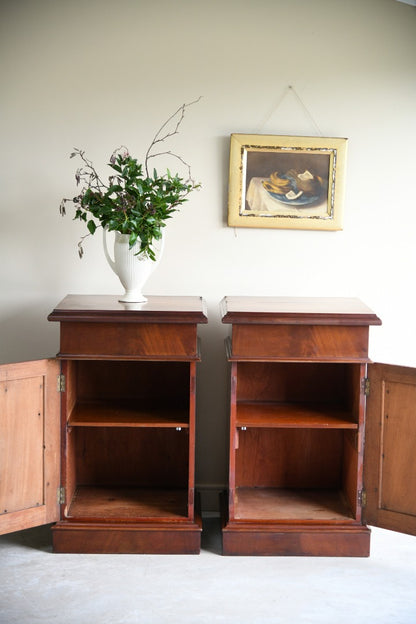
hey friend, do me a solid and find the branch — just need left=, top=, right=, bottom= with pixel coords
left=146, top=150, right=195, bottom=183
left=77, top=226, right=102, bottom=259
left=145, top=97, right=202, bottom=177
left=71, top=148, right=108, bottom=191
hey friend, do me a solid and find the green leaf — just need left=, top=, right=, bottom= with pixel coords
left=129, top=232, right=138, bottom=248
left=87, top=220, right=97, bottom=235
left=107, top=184, right=123, bottom=195
left=109, top=163, right=122, bottom=173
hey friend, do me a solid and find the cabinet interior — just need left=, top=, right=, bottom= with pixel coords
left=64, top=360, right=192, bottom=520
left=233, top=362, right=362, bottom=522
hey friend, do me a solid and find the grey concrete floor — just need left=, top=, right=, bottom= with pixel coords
left=0, top=517, right=415, bottom=624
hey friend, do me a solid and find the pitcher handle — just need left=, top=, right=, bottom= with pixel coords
left=102, top=227, right=116, bottom=274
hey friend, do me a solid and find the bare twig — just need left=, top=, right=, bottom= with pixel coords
left=77, top=231, right=97, bottom=258
left=145, top=97, right=202, bottom=177
left=146, top=150, right=195, bottom=183
left=72, top=148, right=108, bottom=191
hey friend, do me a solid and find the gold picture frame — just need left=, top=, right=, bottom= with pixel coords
left=227, top=134, right=347, bottom=230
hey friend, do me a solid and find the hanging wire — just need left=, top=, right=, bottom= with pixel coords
left=287, top=85, right=323, bottom=136
left=256, top=85, right=323, bottom=136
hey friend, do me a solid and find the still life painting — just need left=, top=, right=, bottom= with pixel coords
left=228, top=134, right=347, bottom=230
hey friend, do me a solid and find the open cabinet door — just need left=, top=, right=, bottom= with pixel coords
left=364, top=363, right=416, bottom=536
left=0, top=359, right=60, bottom=535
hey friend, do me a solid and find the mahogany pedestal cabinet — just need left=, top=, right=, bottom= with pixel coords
left=220, top=296, right=416, bottom=556
left=0, top=295, right=207, bottom=554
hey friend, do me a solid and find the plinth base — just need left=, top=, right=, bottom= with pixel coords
left=52, top=517, right=202, bottom=554
left=220, top=492, right=370, bottom=557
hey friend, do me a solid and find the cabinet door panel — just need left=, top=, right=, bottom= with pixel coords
left=0, top=359, right=60, bottom=535
left=364, top=363, right=416, bottom=535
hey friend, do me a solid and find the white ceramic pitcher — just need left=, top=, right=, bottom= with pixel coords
left=103, top=228, right=165, bottom=303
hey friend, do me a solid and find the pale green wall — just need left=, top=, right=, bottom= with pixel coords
left=1, top=0, right=415, bottom=508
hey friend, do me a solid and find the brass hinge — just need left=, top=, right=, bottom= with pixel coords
left=57, top=374, right=66, bottom=393
left=358, top=489, right=367, bottom=507
left=361, top=377, right=370, bottom=396
left=57, top=486, right=65, bottom=505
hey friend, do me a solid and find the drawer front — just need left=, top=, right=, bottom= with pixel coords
left=59, top=322, right=198, bottom=360
left=231, top=324, right=370, bottom=361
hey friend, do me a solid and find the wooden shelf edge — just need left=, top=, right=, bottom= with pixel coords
left=68, top=402, right=190, bottom=428
left=226, top=354, right=371, bottom=364
left=68, top=421, right=190, bottom=428
left=56, top=353, right=202, bottom=362
left=235, top=402, right=358, bottom=429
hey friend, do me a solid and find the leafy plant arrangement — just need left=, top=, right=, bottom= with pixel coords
left=60, top=98, right=201, bottom=260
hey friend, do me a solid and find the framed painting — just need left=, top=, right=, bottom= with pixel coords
left=227, top=134, right=347, bottom=230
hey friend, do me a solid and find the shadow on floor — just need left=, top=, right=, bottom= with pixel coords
left=0, top=523, right=54, bottom=553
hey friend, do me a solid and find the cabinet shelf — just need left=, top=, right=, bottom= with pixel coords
left=68, top=401, right=190, bottom=428
left=236, top=402, right=357, bottom=429
left=234, top=487, right=354, bottom=522
left=66, top=485, right=188, bottom=520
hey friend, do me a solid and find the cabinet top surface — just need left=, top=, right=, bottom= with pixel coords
left=221, top=296, right=382, bottom=326
left=48, top=295, right=208, bottom=324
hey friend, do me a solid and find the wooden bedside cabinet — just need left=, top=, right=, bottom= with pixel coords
left=0, top=295, right=207, bottom=554
left=220, top=296, right=416, bottom=556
